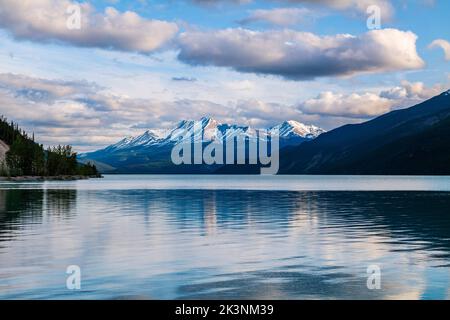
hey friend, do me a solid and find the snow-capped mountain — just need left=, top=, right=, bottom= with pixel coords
left=79, top=117, right=325, bottom=173
left=107, top=130, right=160, bottom=151
left=270, top=120, right=326, bottom=140
left=165, top=117, right=223, bottom=143
left=101, top=117, right=324, bottom=152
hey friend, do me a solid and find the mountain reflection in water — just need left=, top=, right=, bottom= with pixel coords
left=1, top=176, right=450, bottom=299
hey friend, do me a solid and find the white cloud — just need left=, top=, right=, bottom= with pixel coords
left=299, top=81, right=448, bottom=118
left=300, top=91, right=393, bottom=118
left=0, top=0, right=178, bottom=53
left=238, top=8, right=312, bottom=26
left=0, top=73, right=99, bottom=100
left=178, top=28, right=424, bottom=80
left=192, top=0, right=253, bottom=5
left=283, top=0, right=394, bottom=19
left=380, top=80, right=446, bottom=100
left=429, top=39, right=450, bottom=61
left=192, top=0, right=394, bottom=19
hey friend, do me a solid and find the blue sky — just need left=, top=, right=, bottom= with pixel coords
left=0, top=0, right=449, bottom=151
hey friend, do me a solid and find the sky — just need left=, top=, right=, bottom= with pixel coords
left=0, top=0, right=449, bottom=152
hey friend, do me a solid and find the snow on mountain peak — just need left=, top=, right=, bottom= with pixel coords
left=104, top=118, right=325, bottom=152
left=271, top=120, right=325, bottom=139
left=108, top=130, right=159, bottom=150
left=109, top=136, right=133, bottom=150
left=133, top=130, right=158, bottom=144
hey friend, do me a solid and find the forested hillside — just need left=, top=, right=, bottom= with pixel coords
left=279, top=90, right=450, bottom=175
left=0, top=116, right=98, bottom=177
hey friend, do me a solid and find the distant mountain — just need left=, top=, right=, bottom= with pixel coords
left=270, top=120, right=325, bottom=146
left=279, top=90, right=450, bottom=175
left=108, top=131, right=160, bottom=151
left=79, top=117, right=325, bottom=173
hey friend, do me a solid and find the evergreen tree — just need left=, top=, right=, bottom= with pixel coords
left=0, top=116, right=99, bottom=177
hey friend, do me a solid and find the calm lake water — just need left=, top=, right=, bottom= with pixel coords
left=1, top=175, right=450, bottom=300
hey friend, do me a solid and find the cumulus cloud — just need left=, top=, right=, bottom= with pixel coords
left=0, top=73, right=100, bottom=101
left=299, top=81, right=448, bottom=118
left=192, top=0, right=394, bottom=19
left=238, top=8, right=312, bottom=26
left=0, top=0, right=178, bottom=53
left=380, top=80, right=446, bottom=100
left=192, top=0, right=252, bottom=5
left=300, top=92, right=393, bottom=118
left=429, top=39, right=450, bottom=61
left=178, top=28, right=424, bottom=80
left=282, top=0, right=394, bottom=19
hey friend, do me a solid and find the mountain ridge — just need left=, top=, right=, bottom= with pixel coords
left=100, top=117, right=325, bottom=153
left=279, top=89, right=450, bottom=175
left=79, top=118, right=325, bottom=173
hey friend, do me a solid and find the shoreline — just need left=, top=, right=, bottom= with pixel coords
left=0, top=175, right=103, bottom=182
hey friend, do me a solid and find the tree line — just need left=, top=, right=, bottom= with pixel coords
left=0, top=116, right=99, bottom=177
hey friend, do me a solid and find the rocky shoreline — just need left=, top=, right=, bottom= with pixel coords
left=0, top=175, right=103, bottom=182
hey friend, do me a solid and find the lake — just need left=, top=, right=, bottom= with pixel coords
left=1, top=175, right=450, bottom=299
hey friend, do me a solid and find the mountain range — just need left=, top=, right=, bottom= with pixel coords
left=79, top=118, right=325, bottom=173
left=80, top=90, right=450, bottom=175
